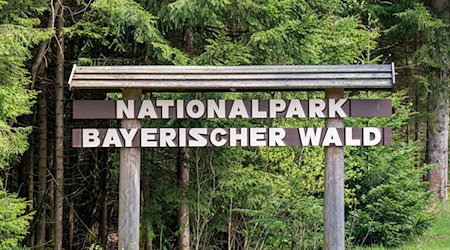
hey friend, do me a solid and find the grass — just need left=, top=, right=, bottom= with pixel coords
left=356, top=204, right=450, bottom=250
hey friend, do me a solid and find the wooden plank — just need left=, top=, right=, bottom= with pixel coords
left=71, top=127, right=392, bottom=148
left=72, top=99, right=392, bottom=119
left=70, top=79, right=392, bottom=91
left=73, top=64, right=393, bottom=74
left=68, top=64, right=395, bottom=91
left=118, top=88, right=141, bottom=250
left=324, top=88, right=345, bottom=250
left=72, top=73, right=392, bottom=80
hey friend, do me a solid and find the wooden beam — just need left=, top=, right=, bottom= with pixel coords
left=68, top=64, right=395, bottom=91
left=324, top=88, right=345, bottom=250
left=119, top=88, right=141, bottom=250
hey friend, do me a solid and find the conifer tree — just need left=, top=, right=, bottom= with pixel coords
left=0, top=0, right=50, bottom=247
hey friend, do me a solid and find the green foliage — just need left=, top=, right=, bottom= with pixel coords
left=0, top=0, right=48, bottom=168
left=193, top=33, right=253, bottom=65
left=68, top=0, right=435, bottom=249
left=387, top=3, right=445, bottom=43
left=0, top=190, right=34, bottom=248
left=67, top=0, right=189, bottom=65
left=346, top=92, right=432, bottom=247
left=221, top=165, right=323, bottom=249
left=0, top=1, right=48, bottom=248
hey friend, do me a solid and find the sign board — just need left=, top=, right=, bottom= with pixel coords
left=73, top=99, right=391, bottom=119
left=72, top=98, right=392, bottom=148
left=73, top=127, right=392, bottom=148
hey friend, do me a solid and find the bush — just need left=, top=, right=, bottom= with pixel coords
left=0, top=189, right=34, bottom=248
left=345, top=91, right=432, bottom=247
left=346, top=144, right=432, bottom=246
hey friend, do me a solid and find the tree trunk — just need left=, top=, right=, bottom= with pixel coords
left=177, top=29, right=193, bottom=250
left=18, top=150, right=29, bottom=198
left=177, top=148, right=190, bottom=250
left=31, top=2, right=60, bottom=87
left=100, top=149, right=109, bottom=249
left=426, top=0, right=449, bottom=204
left=54, top=1, right=65, bottom=249
left=142, top=166, right=153, bottom=250
left=28, top=146, right=35, bottom=247
left=426, top=75, right=449, bottom=203
left=47, top=140, right=55, bottom=246
left=68, top=200, right=74, bottom=250
left=37, top=91, right=48, bottom=249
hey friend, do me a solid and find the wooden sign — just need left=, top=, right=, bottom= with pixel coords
left=73, top=99, right=392, bottom=119
left=72, top=98, right=392, bottom=148
left=68, top=64, right=396, bottom=250
left=72, top=127, right=392, bottom=148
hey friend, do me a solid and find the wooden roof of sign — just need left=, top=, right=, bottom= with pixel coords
left=68, top=64, right=395, bottom=91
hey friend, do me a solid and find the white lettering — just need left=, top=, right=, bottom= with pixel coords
left=178, top=128, right=187, bottom=147
left=119, top=128, right=137, bottom=147
left=250, top=128, right=267, bottom=146
left=189, top=128, right=208, bottom=147
left=102, top=129, right=122, bottom=147
left=83, top=129, right=100, bottom=147
left=207, top=100, right=226, bottom=118
left=269, top=99, right=286, bottom=118
left=363, top=127, right=382, bottom=146
left=345, top=128, right=361, bottom=146
left=117, top=100, right=134, bottom=119
left=322, top=128, right=342, bottom=146
left=229, top=128, right=248, bottom=146
left=141, top=128, right=157, bottom=147
left=159, top=128, right=176, bottom=147
left=252, top=100, right=267, bottom=118
left=309, top=100, right=326, bottom=118
left=186, top=100, right=205, bottom=119
left=229, top=100, right=249, bottom=118
left=176, top=100, right=184, bottom=118
left=328, top=99, right=347, bottom=118
left=298, top=128, right=322, bottom=146
left=210, top=128, right=228, bottom=146
left=156, top=100, right=174, bottom=119
left=285, top=100, right=306, bottom=118
left=269, top=128, right=286, bottom=146
left=138, top=100, right=158, bottom=119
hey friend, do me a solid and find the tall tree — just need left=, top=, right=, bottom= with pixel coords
left=364, top=0, right=449, bottom=202
left=176, top=147, right=190, bottom=250
left=37, top=90, right=48, bottom=248
left=425, top=0, right=449, bottom=203
left=0, top=0, right=49, bottom=248
left=54, top=0, right=65, bottom=248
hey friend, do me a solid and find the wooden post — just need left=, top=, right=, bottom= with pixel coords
left=324, top=88, right=345, bottom=250
left=119, top=88, right=142, bottom=250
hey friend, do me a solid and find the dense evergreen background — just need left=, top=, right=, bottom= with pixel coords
left=0, top=0, right=448, bottom=249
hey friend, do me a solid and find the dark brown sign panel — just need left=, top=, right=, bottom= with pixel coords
left=73, top=99, right=392, bottom=119
left=72, top=127, right=392, bottom=148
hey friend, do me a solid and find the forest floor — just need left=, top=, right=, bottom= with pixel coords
left=357, top=204, right=450, bottom=250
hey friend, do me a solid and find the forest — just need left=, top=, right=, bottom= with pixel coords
left=0, top=0, right=449, bottom=249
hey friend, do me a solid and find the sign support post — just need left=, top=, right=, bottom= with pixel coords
left=324, top=88, right=345, bottom=250
left=119, top=88, right=142, bottom=250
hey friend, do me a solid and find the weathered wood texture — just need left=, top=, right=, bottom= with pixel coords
left=119, top=89, right=142, bottom=250
left=324, top=88, right=345, bottom=250
left=69, top=64, right=395, bottom=91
